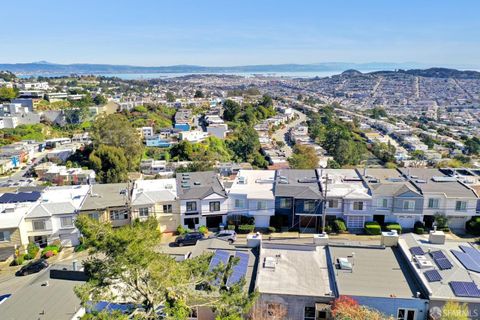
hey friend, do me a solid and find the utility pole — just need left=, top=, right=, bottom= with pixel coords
left=321, top=173, right=328, bottom=234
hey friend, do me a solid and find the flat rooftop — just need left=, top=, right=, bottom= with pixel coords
left=400, top=233, right=480, bottom=302
left=0, top=270, right=83, bottom=320
left=329, top=245, right=423, bottom=299
left=256, top=243, right=332, bottom=297
left=229, top=169, right=275, bottom=199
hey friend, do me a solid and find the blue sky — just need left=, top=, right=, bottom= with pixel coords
left=1, top=0, right=479, bottom=67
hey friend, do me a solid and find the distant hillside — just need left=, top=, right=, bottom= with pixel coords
left=0, top=61, right=424, bottom=76
left=402, top=68, right=480, bottom=79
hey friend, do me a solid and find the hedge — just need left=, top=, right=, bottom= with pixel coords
left=384, top=223, right=402, bottom=234
left=332, top=219, right=347, bottom=233
left=238, top=224, right=255, bottom=234
left=267, top=226, right=276, bottom=234
left=364, top=221, right=381, bottom=235
left=466, top=216, right=480, bottom=235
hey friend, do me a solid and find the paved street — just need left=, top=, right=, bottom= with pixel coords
left=271, top=110, right=307, bottom=157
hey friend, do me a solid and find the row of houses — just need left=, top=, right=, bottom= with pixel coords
left=0, top=167, right=478, bottom=259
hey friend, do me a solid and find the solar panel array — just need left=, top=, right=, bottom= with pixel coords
left=410, top=246, right=425, bottom=256
left=0, top=191, right=41, bottom=203
left=424, top=270, right=442, bottom=282
left=226, top=252, right=249, bottom=287
left=451, top=250, right=479, bottom=272
left=208, top=250, right=231, bottom=285
left=430, top=251, right=453, bottom=270
left=451, top=247, right=480, bottom=273
left=450, top=281, right=480, bottom=298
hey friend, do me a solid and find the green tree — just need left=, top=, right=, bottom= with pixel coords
left=0, top=87, right=17, bottom=101
left=89, top=144, right=129, bottom=183
left=166, top=91, right=176, bottom=102
left=74, top=216, right=257, bottom=319
left=288, top=145, right=319, bottom=169
left=194, top=90, right=204, bottom=98
left=370, top=107, right=387, bottom=119
left=223, top=100, right=242, bottom=122
left=464, top=137, right=480, bottom=155
left=228, top=125, right=261, bottom=163
left=372, top=142, right=396, bottom=164
left=93, top=94, right=107, bottom=105
left=91, top=113, right=143, bottom=170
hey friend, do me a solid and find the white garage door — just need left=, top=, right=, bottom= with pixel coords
left=254, top=215, right=271, bottom=228
left=448, top=216, right=468, bottom=229
left=396, top=216, right=416, bottom=228
left=59, top=234, right=79, bottom=247
left=347, top=216, right=365, bottom=229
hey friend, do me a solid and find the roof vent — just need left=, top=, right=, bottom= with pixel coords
left=194, top=181, right=201, bottom=186
left=264, top=257, right=276, bottom=269
left=238, top=176, right=247, bottom=184
left=432, top=176, right=456, bottom=182
left=415, top=179, right=427, bottom=184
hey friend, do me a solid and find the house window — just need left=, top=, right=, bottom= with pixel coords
left=257, top=201, right=267, bottom=210
left=87, top=212, right=99, bottom=221
left=186, top=201, right=197, bottom=212
left=304, top=200, right=316, bottom=212
left=234, top=199, right=244, bottom=208
left=378, top=198, right=388, bottom=209
left=428, top=198, right=439, bottom=209
left=60, top=216, right=74, bottom=228
left=455, top=201, right=467, bottom=211
left=403, top=200, right=415, bottom=211
left=279, top=198, right=292, bottom=209
left=110, top=210, right=128, bottom=220
left=139, top=207, right=149, bottom=217
left=353, top=201, right=364, bottom=211
left=163, top=204, right=173, bottom=213
left=33, top=220, right=46, bottom=231
left=209, top=201, right=220, bottom=212
left=397, top=308, right=416, bottom=320
left=328, top=199, right=339, bottom=208
left=304, top=306, right=316, bottom=320
left=0, top=231, right=10, bottom=242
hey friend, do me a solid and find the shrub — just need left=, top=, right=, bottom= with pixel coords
left=364, top=221, right=381, bottom=235
left=324, top=225, right=333, bottom=234
left=414, top=227, right=425, bottom=235
left=176, top=225, right=189, bottom=235
left=10, top=255, right=25, bottom=266
left=332, top=219, right=347, bottom=233
left=198, top=225, right=208, bottom=235
left=238, top=224, right=255, bottom=234
left=74, top=243, right=86, bottom=252
left=227, top=224, right=236, bottom=231
left=41, top=245, right=60, bottom=258
left=466, top=217, right=480, bottom=235
left=25, top=243, right=39, bottom=260
left=51, top=239, right=63, bottom=252
left=267, top=226, right=276, bottom=234
left=384, top=223, right=402, bottom=234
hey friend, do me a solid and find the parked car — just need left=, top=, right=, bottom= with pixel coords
left=209, top=230, right=237, bottom=244
left=174, top=232, right=205, bottom=247
left=0, top=294, right=11, bottom=305
left=15, top=259, right=49, bottom=276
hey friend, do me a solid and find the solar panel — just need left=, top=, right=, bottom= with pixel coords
left=430, top=251, right=446, bottom=259
left=226, top=252, right=249, bottom=287
left=450, top=281, right=480, bottom=297
left=435, top=257, right=453, bottom=270
left=410, top=246, right=425, bottom=256
left=424, top=270, right=442, bottom=282
left=460, top=245, right=480, bottom=262
left=208, top=250, right=231, bottom=285
left=451, top=250, right=480, bottom=273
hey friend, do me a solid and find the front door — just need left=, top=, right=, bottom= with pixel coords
left=299, top=215, right=317, bottom=233
left=373, top=214, right=385, bottom=225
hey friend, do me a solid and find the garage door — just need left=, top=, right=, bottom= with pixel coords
left=254, top=215, right=271, bottom=228
left=347, top=216, right=365, bottom=229
left=396, top=216, right=416, bottom=228
left=448, top=216, right=468, bottom=229
left=59, top=234, right=80, bottom=247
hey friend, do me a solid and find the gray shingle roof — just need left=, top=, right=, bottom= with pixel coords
left=274, top=169, right=322, bottom=199
left=81, top=183, right=129, bottom=211
left=176, top=171, right=227, bottom=200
